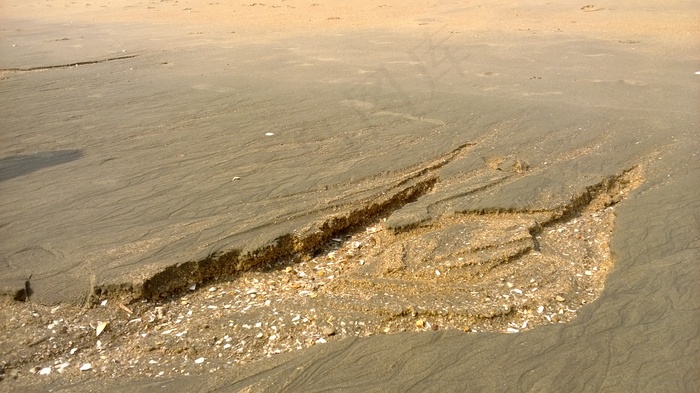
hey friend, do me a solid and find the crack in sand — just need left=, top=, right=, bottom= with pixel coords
left=0, top=55, right=137, bottom=72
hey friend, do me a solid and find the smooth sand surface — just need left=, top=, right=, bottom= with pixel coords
left=1, top=0, right=698, bottom=391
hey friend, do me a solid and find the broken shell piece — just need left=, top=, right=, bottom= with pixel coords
left=189, top=284, right=197, bottom=291
left=194, top=357, right=205, bottom=364
left=57, top=362, right=70, bottom=373
left=95, top=321, right=108, bottom=337
left=80, top=363, right=92, bottom=371
left=39, top=367, right=51, bottom=376
left=119, top=303, right=133, bottom=315
left=555, top=295, right=566, bottom=302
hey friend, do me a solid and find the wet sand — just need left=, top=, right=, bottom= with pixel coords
left=1, top=0, right=699, bottom=391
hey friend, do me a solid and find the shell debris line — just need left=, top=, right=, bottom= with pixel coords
left=0, top=167, right=643, bottom=385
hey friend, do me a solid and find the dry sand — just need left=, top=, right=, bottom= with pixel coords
left=1, top=0, right=699, bottom=391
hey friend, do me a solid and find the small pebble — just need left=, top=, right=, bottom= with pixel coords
left=322, top=327, right=336, bottom=336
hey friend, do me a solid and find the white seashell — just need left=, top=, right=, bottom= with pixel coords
left=95, top=321, right=108, bottom=337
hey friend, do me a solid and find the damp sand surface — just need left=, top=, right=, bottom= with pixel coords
left=1, top=0, right=699, bottom=391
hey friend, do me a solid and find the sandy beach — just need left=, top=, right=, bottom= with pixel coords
left=1, top=0, right=698, bottom=391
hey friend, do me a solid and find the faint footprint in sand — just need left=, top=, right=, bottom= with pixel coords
left=580, top=4, right=604, bottom=12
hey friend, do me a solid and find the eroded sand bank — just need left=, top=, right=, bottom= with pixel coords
left=0, top=0, right=698, bottom=391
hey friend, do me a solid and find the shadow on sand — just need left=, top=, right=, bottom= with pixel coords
left=0, top=149, right=83, bottom=182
